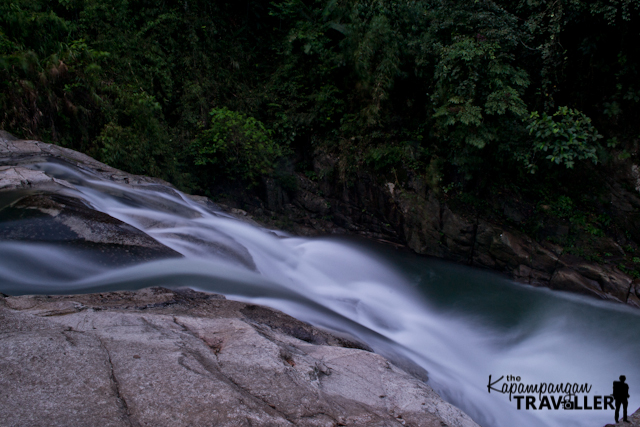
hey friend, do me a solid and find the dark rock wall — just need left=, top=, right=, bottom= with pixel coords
left=226, top=153, right=640, bottom=308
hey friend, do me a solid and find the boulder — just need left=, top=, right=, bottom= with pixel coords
left=0, top=130, right=174, bottom=188
left=0, top=193, right=179, bottom=264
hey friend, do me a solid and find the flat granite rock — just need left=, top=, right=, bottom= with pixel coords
left=0, top=287, right=479, bottom=427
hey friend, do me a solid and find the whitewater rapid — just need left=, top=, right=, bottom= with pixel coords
left=1, top=159, right=638, bottom=427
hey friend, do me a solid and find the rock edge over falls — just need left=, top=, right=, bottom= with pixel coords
left=0, top=287, right=478, bottom=427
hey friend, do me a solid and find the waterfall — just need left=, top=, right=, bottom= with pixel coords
left=1, top=158, right=639, bottom=427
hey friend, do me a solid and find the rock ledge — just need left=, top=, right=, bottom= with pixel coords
left=0, top=287, right=479, bottom=427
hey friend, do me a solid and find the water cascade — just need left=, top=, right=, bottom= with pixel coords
left=1, top=159, right=639, bottom=427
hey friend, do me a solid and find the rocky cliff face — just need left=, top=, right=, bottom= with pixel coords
left=390, top=189, right=636, bottom=305
left=0, top=287, right=479, bottom=427
left=223, top=151, right=640, bottom=308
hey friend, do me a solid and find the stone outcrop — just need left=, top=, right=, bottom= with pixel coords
left=604, top=406, right=640, bottom=426
left=390, top=191, right=634, bottom=304
left=0, top=193, right=180, bottom=264
left=389, top=188, right=636, bottom=306
left=0, top=287, right=479, bottom=427
left=0, top=130, right=174, bottom=188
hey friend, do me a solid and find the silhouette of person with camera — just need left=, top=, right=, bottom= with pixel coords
left=613, top=375, right=630, bottom=423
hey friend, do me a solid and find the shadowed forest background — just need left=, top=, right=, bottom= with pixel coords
left=2, top=0, right=640, bottom=272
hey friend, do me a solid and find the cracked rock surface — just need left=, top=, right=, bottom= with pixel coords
left=0, top=287, right=479, bottom=427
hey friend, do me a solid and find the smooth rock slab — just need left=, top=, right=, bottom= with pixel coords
left=0, top=287, right=479, bottom=427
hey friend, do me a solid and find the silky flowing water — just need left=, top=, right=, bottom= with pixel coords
left=1, top=159, right=639, bottom=427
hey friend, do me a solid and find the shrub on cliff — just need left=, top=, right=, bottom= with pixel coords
left=520, top=107, right=603, bottom=173
left=190, top=108, right=284, bottom=187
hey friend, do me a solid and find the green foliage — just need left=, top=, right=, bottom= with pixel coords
left=585, top=223, right=604, bottom=237
left=0, top=1, right=108, bottom=149
left=1, top=0, right=639, bottom=201
left=523, top=107, right=603, bottom=172
left=550, top=195, right=574, bottom=218
left=364, top=140, right=428, bottom=174
left=0, top=0, right=284, bottom=188
left=97, top=89, right=179, bottom=180
left=428, top=2, right=530, bottom=153
left=190, top=108, right=283, bottom=185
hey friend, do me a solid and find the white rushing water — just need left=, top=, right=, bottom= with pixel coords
left=1, top=159, right=639, bottom=427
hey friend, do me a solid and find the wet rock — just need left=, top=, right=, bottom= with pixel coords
left=295, top=189, right=331, bottom=215
left=441, top=207, right=476, bottom=263
left=387, top=187, right=636, bottom=306
left=263, top=176, right=290, bottom=212
left=0, top=134, right=181, bottom=265
left=0, top=193, right=180, bottom=265
left=549, top=268, right=605, bottom=297
left=557, top=256, right=632, bottom=302
left=628, top=280, right=640, bottom=308
left=0, top=287, right=479, bottom=427
left=394, top=190, right=442, bottom=257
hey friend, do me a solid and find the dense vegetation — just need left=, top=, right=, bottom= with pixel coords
left=2, top=0, right=640, bottom=266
